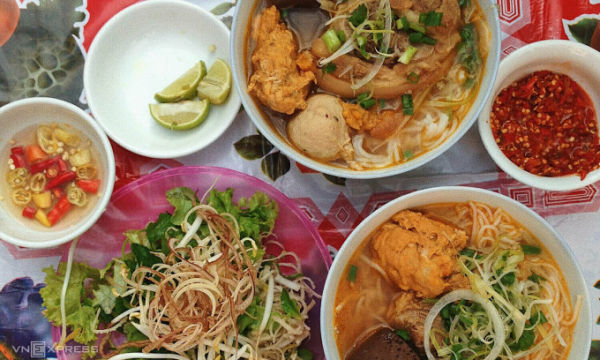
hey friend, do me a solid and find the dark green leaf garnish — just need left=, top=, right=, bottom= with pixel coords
left=349, top=4, right=368, bottom=27
left=528, top=272, right=546, bottom=284
left=395, top=329, right=410, bottom=341
left=297, top=348, right=314, bottom=360
left=322, top=62, right=337, bottom=74
left=402, top=94, right=414, bottom=115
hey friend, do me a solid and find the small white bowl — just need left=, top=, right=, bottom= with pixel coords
left=85, top=0, right=241, bottom=159
left=0, top=97, right=115, bottom=248
left=231, top=0, right=501, bottom=179
left=479, top=40, right=600, bottom=191
left=321, top=186, right=591, bottom=360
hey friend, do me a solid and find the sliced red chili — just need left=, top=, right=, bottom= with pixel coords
left=47, top=196, right=72, bottom=226
left=76, top=179, right=100, bottom=194
left=51, top=188, right=64, bottom=199
left=22, top=206, right=37, bottom=219
left=45, top=165, right=59, bottom=179
left=45, top=171, right=76, bottom=190
left=10, top=153, right=27, bottom=168
left=30, top=157, right=59, bottom=174
left=57, top=158, right=68, bottom=173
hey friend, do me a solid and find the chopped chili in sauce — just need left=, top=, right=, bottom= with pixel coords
left=490, top=70, right=600, bottom=179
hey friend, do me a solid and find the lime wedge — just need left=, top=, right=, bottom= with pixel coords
left=149, top=100, right=210, bottom=130
left=197, top=58, right=232, bottom=105
left=154, top=61, right=206, bottom=103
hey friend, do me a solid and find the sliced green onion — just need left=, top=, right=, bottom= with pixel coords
left=403, top=149, right=414, bottom=160
left=322, top=29, right=342, bottom=53
left=322, top=62, right=337, bottom=74
left=347, top=265, right=358, bottom=282
left=402, top=94, right=414, bottom=115
left=421, top=11, right=443, bottom=26
left=395, top=329, right=410, bottom=341
left=422, top=35, right=437, bottom=45
left=378, top=99, right=385, bottom=109
left=407, top=72, right=420, bottom=83
left=527, top=272, right=546, bottom=284
left=396, top=16, right=409, bottom=30
left=398, top=46, right=418, bottom=64
left=409, top=22, right=426, bottom=34
left=408, top=32, right=423, bottom=43
left=356, top=35, right=367, bottom=48
left=336, top=30, right=347, bottom=43
left=521, top=244, right=541, bottom=255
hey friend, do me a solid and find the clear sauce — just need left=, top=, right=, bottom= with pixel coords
left=1, top=123, right=103, bottom=231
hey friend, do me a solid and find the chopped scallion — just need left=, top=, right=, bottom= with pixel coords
left=407, top=72, right=420, bottom=83
left=521, top=244, right=541, bottom=255
left=403, top=149, right=414, bottom=160
left=336, top=30, right=347, bottom=43
left=399, top=46, right=418, bottom=64
left=421, top=11, right=444, bottom=26
left=322, top=29, right=342, bottom=53
left=357, top=92, right=376, bottom=109
left=347, top=265, right=358, bottom=282
left=395, top=329, right=410, bottom=341
left=402, top=94, right=414, bottom=115
left=396, top=16, right=409, bottom=31
left=409, top=22, right=426, bottom=34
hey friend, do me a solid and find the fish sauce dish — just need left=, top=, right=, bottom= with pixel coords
left=233, top=0, right=500, bottom=178
left=321, top=187, right=591, bottom=360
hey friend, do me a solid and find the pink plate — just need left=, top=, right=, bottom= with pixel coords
left=52, top=166, right=331, bottom=359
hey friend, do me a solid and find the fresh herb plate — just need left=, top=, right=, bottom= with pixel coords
left=50, top=166, right=331, bottom=359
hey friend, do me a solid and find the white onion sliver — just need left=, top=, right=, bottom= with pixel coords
left=423, top=289, right=506, bottom=360
left=351, top=0, right=392, bottom=90
left=319, top=40, right=354, bottom=66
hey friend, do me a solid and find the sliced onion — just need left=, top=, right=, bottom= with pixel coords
left=319, top=39, right=355, bottom=66
left=423, top=289, right=506, bottom=360
left=350, top=0, right=392, bottom=90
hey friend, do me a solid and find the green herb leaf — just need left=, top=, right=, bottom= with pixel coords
left=297, top=348, right=314, bottom=360
left=91, top=284, right=117, bottom=315
left=281, top=289, right=301, bottom=319
left=530, top=311, right=547, bottom=325
left=347, top=265, right=358, bottom=282
left=130, top=243, right=162, bottom=268
left=349, top=4, right=367, bottom=27
left=518, top=329, right=536, bottom=350
left=322, top=62, right=337, bottom=74
left=403, top=149, right=415, bottom=160
left=261, top=151, right=291, bottom=181
left=500, top=272, right=516, bottom=286
left=145, top=212, right=173, bottom=250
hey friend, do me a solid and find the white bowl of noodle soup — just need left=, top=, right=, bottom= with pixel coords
left=232, top=0, right=501, bottom=179
left=321, top=186, right=591, bottom=360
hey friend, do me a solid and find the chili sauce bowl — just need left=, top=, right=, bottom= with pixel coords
left=0, top=97, right=115, bottom=248
left=479, top=40, right=600, bottom=191
left=320, top=186, right=591, bottom=360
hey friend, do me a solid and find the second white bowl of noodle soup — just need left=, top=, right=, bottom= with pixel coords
left=320, top=186, right=591, bottom=359
left=232, top=0, right=501, bottom=179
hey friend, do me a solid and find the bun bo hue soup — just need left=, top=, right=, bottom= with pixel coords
left=246, top=0, right=491, bottom=170
left=334, top=202, right=581, bottom=359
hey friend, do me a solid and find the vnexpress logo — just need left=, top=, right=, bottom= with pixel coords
left=30, top=341, right=46, bottom=358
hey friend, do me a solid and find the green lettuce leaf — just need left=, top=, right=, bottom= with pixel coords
left=166, top=187, right=197, bottom=225
left=40, top=262, right=101, bottom=347
left=91, top=284, right=117, bottom=315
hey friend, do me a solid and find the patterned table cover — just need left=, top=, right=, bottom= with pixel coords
left=0, top=0, right=599, bottom=358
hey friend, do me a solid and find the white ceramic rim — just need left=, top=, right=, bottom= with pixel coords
left=0, top=97, right=116, bottom=248
left=231, top=1, right=501, bottom=179
left=478, top=39, right=600, bottom=191
left=320, top=186, right=592, bottom=360
left=84, top=0, right=239, bottom=159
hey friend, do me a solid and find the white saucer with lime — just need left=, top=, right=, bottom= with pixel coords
left=84, top=0, right=240, bottom=159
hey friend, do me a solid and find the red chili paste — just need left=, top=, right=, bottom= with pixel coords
left=490, top=70, right=600, bottom=179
